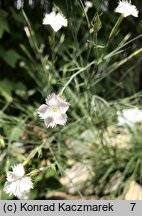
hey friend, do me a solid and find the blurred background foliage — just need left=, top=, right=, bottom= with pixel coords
left=0, top=0, right=142, bottom=199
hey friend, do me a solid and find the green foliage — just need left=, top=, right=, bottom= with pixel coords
left=0, top=9, right=10, bottom=38
left=0, top=79, right=13, bottom=102
left=0, top=49, right=21, bottom=68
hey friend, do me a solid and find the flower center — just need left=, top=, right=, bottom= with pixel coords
left=51, top=106, right=59, bottom=112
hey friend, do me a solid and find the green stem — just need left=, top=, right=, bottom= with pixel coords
left=60, top=60, right=96, bottom=94
left=22, top=9, right=39, bottom=53
left=95, top=33, right=98, bottom=59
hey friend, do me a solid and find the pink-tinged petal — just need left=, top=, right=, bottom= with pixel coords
left=44, top=117, right=55, bottom=128
left=58, top=100, right=69, bottom=113
left=45, top=93, right=58, bottom=106
left=54, top=113, right=67, bottom=125
left=37, top=104, right=48, bottom=119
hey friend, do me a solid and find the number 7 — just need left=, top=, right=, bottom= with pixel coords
left=130, top=203, right=136, bottom=211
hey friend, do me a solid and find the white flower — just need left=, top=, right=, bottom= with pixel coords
left=117, top=108, right=142, bottom=126
left=37, top=93, right=69, bottom=128
left=18, top=192, right=29, bottom=200
left=85, top=1, right=93, bottom=8
left=4, top=164, right=33, bottom=199
left=115, top=0, right=138, bottom=17
left=43, top=11, right=68, bottom=32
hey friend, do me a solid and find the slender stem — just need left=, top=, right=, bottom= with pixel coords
left=49, top=146, right=84, bottom=199
left=22, top=9, right=39, bottom=52
left=95, top=33, right=98, bottom=59
left=60, top=60, right=96, bottom=94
